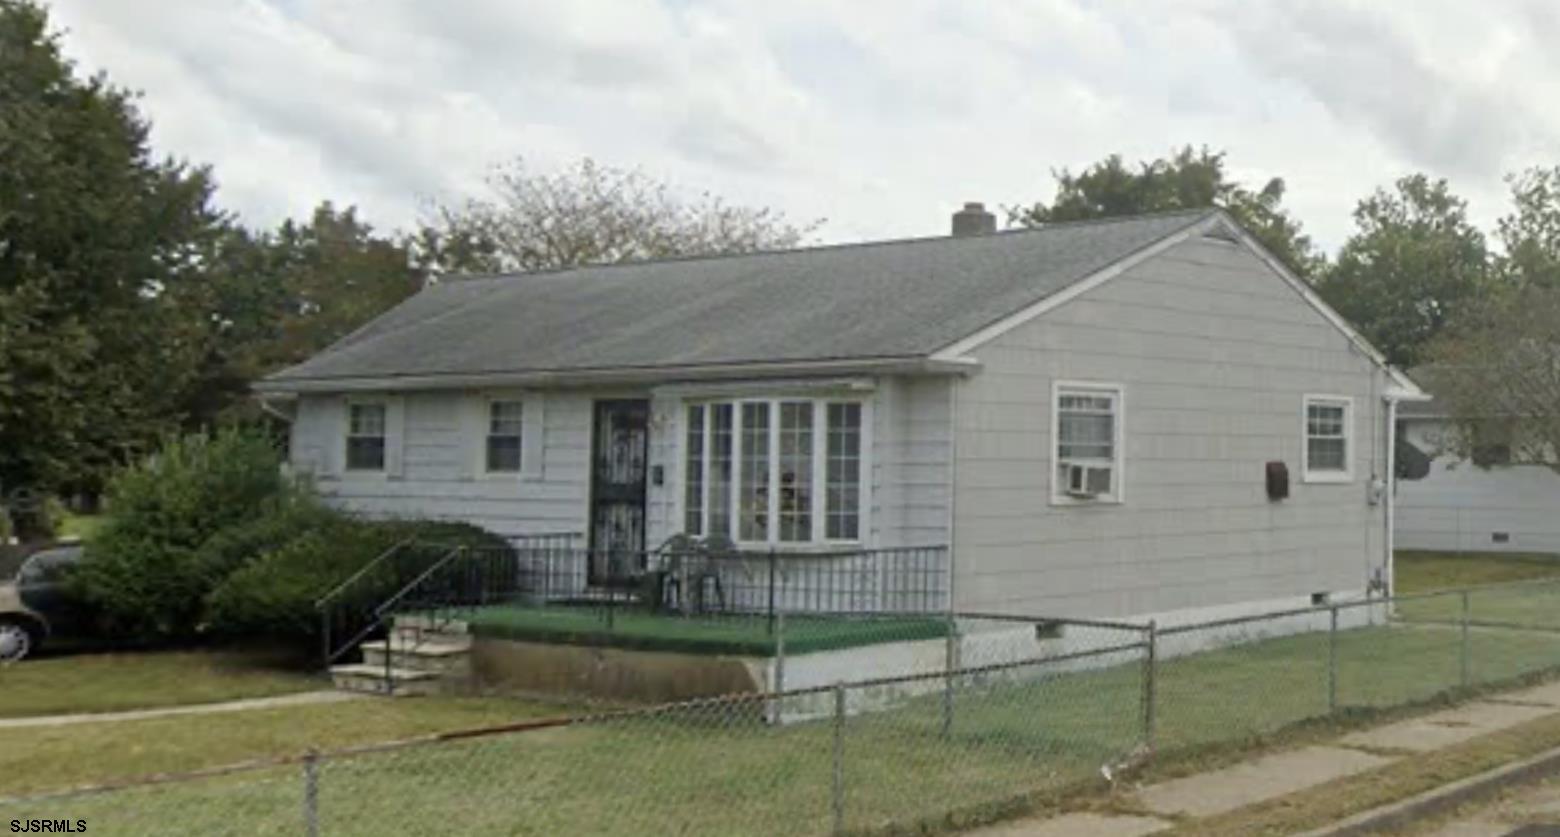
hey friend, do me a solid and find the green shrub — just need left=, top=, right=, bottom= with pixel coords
left=194, top=491, right=340, bottom=585
left=73, top=426, right=290, bottom=640
left=207, top=518, right=509, bottom=645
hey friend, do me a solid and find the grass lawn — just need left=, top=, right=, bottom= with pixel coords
left=0, top=695, right=570, bottom=797
left=5, top=551, right=1559, bottom=834
left=1396, top=549, right=1560, bottom=593
left=462, top=604, right=949, bottom=655
left=0, top=650, right=324, bottom=718
left=1394, top=551, right=1560, bottom=630
left=10, top=617, right=1560, bottom=836
left=56, top=510, right=106, bottom=541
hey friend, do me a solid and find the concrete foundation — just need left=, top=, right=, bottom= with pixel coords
left=470, top=637, right=766, bottom=704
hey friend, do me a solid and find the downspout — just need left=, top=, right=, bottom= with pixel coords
left=258, top=395, right=296, bottom=425
left=946, top=376, right=960, bottom=614
left=1383, top=394, right=1399, bottom=597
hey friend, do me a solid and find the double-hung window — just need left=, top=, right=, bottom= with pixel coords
left=1303, top=395, right=1352, bottom=482
left=485, top=400, right=524, bottom=473
left=345, top=403, right=387, bottom=472
left=1052, top=383, right=1123, bottom=503
left=684, top=399, right=864, bottom=544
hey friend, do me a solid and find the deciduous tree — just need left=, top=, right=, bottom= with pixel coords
left=1315, top=175, right=1490, bottom=369
left=0, top=0, right=228, bottom=528
left=413, top=157, right=821, bottom=275
left=1010, top=146, right=1319, bottom=276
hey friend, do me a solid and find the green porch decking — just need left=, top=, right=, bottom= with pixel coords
left=450, top=605, right=952, bottom=656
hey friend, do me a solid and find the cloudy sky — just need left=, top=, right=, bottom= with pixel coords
left=47, top=0, right=1560, bottom=252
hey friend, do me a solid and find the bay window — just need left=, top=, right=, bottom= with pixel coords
left=825, top=403, right=862, bottom=539
left=684, top=398, right=865, bottom=544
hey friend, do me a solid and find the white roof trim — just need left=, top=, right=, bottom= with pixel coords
left=652, top=377, right=877, bottom=398
left=930, top=209, right=1425, bottom=399
left=254, top=356, right=979, bottom=395
left=1212, top=213, right=1425, bottom=397
left=930, top=214, right=1220, bottom=361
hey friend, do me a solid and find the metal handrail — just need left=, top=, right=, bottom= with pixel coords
left=373, top=545, right=467, bottom=620
left=314, top=537, right=414, bottom=611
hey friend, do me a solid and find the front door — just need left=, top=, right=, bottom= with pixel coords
left=589, top=399, right=650, bottom=585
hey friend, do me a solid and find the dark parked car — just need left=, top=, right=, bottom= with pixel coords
left=0, top=542, right=89, bottom=662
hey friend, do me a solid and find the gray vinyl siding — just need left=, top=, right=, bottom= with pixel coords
left=874, top=377, right=954, bottom=548
left=290, top=390, right=594, bottom=538
left=952, top=236, right=1390, bottom=618
left=1396, top=417, right=1560, bottom=554
left=291, top=379, right=953, bottom=551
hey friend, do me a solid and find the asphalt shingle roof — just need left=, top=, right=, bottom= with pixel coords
left=264, top=209, right=1216, bottom=385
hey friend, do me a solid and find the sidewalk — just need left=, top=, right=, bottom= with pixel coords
left=966, top=681, right=1560, bottom=837
left=0, top=690, right=357, bottom=729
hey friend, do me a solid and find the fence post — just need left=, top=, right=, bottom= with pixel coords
left=1141, top=620, right=1157, bottom=752
left=1328, top=605, right=1339, bottom=714
left=1461, top=589, right=1472, bottom=689
left=941, top=611, right=958, bottom=737
left=771, top=610, right=786, bottom=725
left=382, top=617, right=394, bottom=697
left=832, top=683, right=846, bottom=835
left=320, top=609, right=331, bottom=669
left=302, top=749, right=320, bottom=837
left=767, top=547, right=778, bottom=637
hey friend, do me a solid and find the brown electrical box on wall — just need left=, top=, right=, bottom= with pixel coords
left=1266, top=461, right=1289, bottom=500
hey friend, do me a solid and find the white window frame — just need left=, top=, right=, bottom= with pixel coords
left=482, top=398, right=525, bottom=475
left=1302, top=394, right=1354, bottom=484
left=678, top=397, right=870, bottom=548
left=343, top=399, right=388, bottom=474
left=1049, top=381, right=1125, bottom=506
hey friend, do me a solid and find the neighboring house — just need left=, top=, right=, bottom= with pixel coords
left=1396, top=371, right=1560, bottom=555
left=256, top=204, right=1424, bottom=625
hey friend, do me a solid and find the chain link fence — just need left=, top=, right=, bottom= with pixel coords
left=10, top=578, right=1560, bottom=835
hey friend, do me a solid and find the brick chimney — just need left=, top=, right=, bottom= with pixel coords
left=951, top=202, right=996, bottom=236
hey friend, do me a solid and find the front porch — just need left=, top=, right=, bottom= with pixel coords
left=322, top=539, right=954, bottom=702
left=456, top=604, right=951, bottom=656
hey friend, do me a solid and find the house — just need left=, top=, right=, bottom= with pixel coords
left=257, top=204, right=1424, bottom=629
left=1395, top=369, right=1560, bottom=555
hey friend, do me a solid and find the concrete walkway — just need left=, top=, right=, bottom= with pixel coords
left=965, top=689, right=1560, bottom=836
left=0, top=690, right=358, bottom=729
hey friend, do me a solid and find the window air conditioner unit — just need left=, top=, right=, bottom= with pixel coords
left=1063, top=462, right=1112, bottom=498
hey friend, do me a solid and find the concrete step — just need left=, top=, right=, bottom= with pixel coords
left=361, top=637, right=472, bottom=676
left=329, top=663, right=443, bottom=697
left=391, top=614, right=470, bottom=635
left=367, top=632, right=473, bottom=653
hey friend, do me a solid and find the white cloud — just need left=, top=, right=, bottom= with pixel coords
left=46, top=0, right=1560, bottom=251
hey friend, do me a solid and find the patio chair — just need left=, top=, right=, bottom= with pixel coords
left=688, top=535, right=733, bottom=614
left=651, top=534, right=729, bottom=615
left=651, top=534, right=698, bottom=612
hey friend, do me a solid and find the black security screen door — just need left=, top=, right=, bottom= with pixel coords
left=589, top=399, right=650, bottom=585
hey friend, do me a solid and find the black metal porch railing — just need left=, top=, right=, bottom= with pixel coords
left=377, top=543, right=952, bottom=637
left=316, top=531, right=584, bottom=666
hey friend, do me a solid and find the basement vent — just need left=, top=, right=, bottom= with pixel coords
left=1493, top=532, right=1511, bottom=544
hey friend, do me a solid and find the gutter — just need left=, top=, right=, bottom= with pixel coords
left=1380, top=386, right=1430, bottom=596
left=256, top=395, right=297, bottom=423
left=253, top=356, right=981, bottom=395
